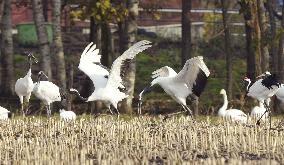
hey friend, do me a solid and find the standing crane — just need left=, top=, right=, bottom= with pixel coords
left=33, top=71, right=65, bottom=117
left=244, top=73, right=281, bottom=126
left=70, top=40, right=152, bottom=117
left=138, top=56, right=210, bottom=119
left=218, top=89, right=247, bottom=123
left=15, top=53, right=38, bottom=116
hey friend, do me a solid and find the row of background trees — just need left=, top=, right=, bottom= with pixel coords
left=0, top=0, right=146, bottom=114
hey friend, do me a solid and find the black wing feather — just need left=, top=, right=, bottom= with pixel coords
left=261, top=74, right=281, bottom=89
left=192, top=69, right=208, bottom=97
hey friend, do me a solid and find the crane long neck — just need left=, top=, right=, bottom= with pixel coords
left=70, top=89, right=88, bottom=102
left=219, top=93, right=228, bottom=115
left=26, top=58, right=33, bottom=77
left=26, top=68, right=32, bottom=77
left=246, top=80, right=251, bottom=91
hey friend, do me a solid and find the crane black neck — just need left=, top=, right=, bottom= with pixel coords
left=28, top=57, right=33, bottom=69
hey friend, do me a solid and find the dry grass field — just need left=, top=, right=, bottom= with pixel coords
left=0, top=116, right=284, bottom=164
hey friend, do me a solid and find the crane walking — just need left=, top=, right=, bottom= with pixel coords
left=138, top=56, right=210, bottom=119
left=244, top=73, right=281, bottom=127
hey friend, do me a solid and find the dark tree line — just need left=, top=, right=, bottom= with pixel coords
left=0, top=0, right=141, bottom=114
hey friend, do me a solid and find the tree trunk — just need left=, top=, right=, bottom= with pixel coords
left=90, top=16, right=102, bottom=49
left=240, top=1, right=255, bottom=79
left=42, top=0, right=48, bottom=22
left=0, top=0, right=14, bottom=96
left=66, top=63, right=73, bottom=111
left=52, top=0, right=66, bottom=89
left=119, top=0, right=139, bottom=114
left=32, top=0, right=52, bottom=79
left=267, top=0, right=278, bottom=73
left=221, top=0, right=233, bottom=100
left=275, top=0, right=284, bottom=113
left=240, top=0, right=261, bottom=80
left=89, top=16, right=102, bottom=114
left=278, top=1, right=284, bottom=81
left=257, top=0, right=270, bottom=72
left=101, top=22, right=110, bottom=67
left=0, top=0, right=4, bottom=22
left=181, top=0, right=191, bottom=65
left=251, top=2, right=262, bottom=76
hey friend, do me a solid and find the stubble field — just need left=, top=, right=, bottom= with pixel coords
left=0, top=116, right=284, bottom=164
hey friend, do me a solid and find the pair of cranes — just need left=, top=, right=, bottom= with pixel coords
left=217, top=71, right=283, bottom=126
left=14, top=53, right=65, bottom=117
left=70, top=40, right=211, bottom=119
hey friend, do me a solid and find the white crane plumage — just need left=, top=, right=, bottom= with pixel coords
left=59, top=109, right=76, bottom=121
left=138, top=56, right=210, bottom=117
left=274, top=85, right=284, bottom=102
left=0, top=106, right=10, bottom=120
left=33, top=71, right=64, bottom=117
left=70, top=40, right=152, bottom=116
left=251, top=100, right=269, bottom=121
left=15, top=53, right=38, bottom=116
left=244, top=72, right=281, bottom=125
left=218, top=89, right=247, bottom=123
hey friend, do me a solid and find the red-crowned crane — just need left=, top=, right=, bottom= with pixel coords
left=138, top=56, right=210, bottom=119
left=33, top=71, right=65, bottom=117
left=275, top=86, right=284, bottom=102
left=244, top=73, right=281, bottom=126
left=218, top=89, right=247, bottom=123
left=69, top=40, right=152, bottom=117
left=15, top=53, right=38, bottom=116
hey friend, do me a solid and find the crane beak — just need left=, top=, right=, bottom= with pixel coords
left=28, top=53, right=38, bottom=63
left=256, top=73, right=265, bottom=78
left=38, top=71, right=48, bottom=81
left=41, top=72, right=48, bottom=79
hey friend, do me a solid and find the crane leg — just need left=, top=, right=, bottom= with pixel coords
left=137, top=101, right=142, bottom=116
left=46, top=105, right=51, bottom=117
left=256, top=102, right=270, bottom=127
left=19, top=96, right=25, bottom=117
left=114, top=108, right=120, bottom=118
left=184, top=105, right=193, bottom=116
left=163, top=105, right=188, bottom=121
left=25, top=93, right=31, bottom=115
left=265, top=102, right=272, bottom=129
left=21, top=104, right=25, bottom=117
left=107, top=107, right=114, bottom=115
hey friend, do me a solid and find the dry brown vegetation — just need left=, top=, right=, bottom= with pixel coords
left=0, top=116, right=284, bottom=164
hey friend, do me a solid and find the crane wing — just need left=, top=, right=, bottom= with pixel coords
left=151, top=66, right=177, bottom=79
left=78, top=43, right=109, bottom=89
left=105, top=40, right=152, bottom=89
left=80, top=42, right=101, bottom=63
left=174, top=56, right=210, bottom=97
